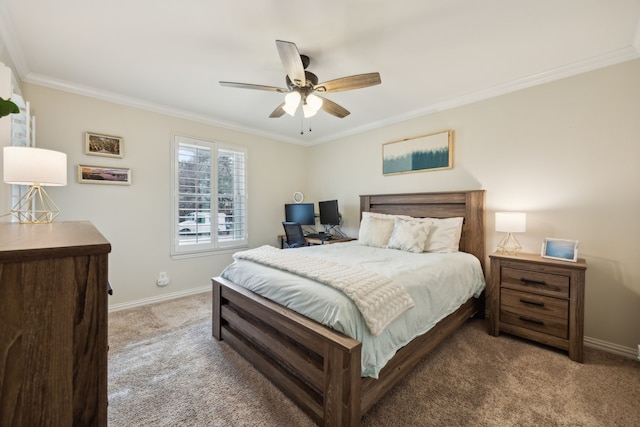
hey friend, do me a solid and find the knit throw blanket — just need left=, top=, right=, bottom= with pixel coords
left=233, top=245, right=415, bottom=336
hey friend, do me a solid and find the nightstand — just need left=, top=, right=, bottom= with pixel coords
left=487, top=252, right=587, bottom=362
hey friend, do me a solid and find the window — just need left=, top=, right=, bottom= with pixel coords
left=172, top=135, right=247, bottom=255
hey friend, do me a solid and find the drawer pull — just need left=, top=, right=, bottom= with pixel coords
left=519, top=298, right=544, bottom=307
left=521, top=278, right=546, bottom=286
left=519, top=316, right=544, bottom=326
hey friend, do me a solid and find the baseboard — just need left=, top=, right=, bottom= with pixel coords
left=584, top=336, right=638, bottom=360
left=110, top=293, right=638, bottom=361
left=108, top=285, right=211, bottom=312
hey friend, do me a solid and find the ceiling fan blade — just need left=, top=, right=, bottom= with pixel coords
left=315, top=72, right=381, bottom=93
left=276, top=40, right=306, bottom=87
left=219, top=81, right=288, bottom=93
left=269, top=103, right=286, bottom=118
left=319, top=96, right=350, bottom=118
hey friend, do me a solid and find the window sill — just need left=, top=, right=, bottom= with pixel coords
left=170, top=245, right=247, bottom=260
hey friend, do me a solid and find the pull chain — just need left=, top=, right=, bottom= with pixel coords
left=299, top=116, right=312, bottom=135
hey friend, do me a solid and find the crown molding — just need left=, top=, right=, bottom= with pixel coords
left=295, top=47, right=640, bottom=145
left=12, top=45, right=640, bottom=147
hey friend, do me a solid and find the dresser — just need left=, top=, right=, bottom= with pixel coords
left=0, top=221, right=111, bottom=426
left=487, top=252, right=587, bottom=362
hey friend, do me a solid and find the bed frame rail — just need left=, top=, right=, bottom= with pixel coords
left=213, top=276, right=362, bottom=426
left=360, top=296, right=479, bottom=413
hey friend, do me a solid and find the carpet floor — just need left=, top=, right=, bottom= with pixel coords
left=108, top=292, right=640, bottom=426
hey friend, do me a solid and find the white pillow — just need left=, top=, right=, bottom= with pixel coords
left=424, top=217, right=464, bottom=253
left=358, top=214, right=395, bottom=248
left=361, top=211, right=412, bottom=221
left=386, top=217, right=433, bottom=253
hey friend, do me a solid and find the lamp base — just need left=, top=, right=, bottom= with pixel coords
left=497, top=232, right=522, bottom=255
left=10, top=185, right=61, bottom=224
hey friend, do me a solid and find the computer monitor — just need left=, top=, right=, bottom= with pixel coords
left=319, top=199, right=340, bottom=226
left=284, top=203, right=315, bottom=225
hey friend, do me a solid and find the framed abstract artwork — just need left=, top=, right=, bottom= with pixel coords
left=383, top=130, right=453, bottom=175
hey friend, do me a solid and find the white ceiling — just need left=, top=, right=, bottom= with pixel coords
left=1, top=0, right=639, bottom=145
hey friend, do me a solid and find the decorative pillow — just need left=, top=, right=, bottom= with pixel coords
left=424, top=217, right=464, bottom=253
left=386, top=217, right=434, bottom=253
left=361, top=211, right=412, bottom=221
left=358, top=214, right=396, bottom=248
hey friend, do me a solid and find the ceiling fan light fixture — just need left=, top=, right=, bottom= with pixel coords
left=306, top=93, right=323, bottom=111
left=220, top=41, right=380, bottom=122
left=303, top=93, right=323, bottom=118
left=302, top=103, right=317, bottom=118
left=283, top=91, right=301, bottom=116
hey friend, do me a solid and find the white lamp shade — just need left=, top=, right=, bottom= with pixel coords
left=302, top=94, right=323, bottom=118
left=3, top=146, right=67, bottom=186
left=495, top=212, right=526, bottom=233
left=306, top=93, right=323, bottom=111
left=302, top=103, right=317, bottom=118
left=283, top=91, right=301, bottom=116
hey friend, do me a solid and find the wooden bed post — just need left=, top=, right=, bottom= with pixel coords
left=212, top=278, right=221, bottom=340
left=324, top=343, right=361, bottom=426
left=463, top=190, right=485, bottom=271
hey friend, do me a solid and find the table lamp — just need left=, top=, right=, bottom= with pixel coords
left=3, top=146, right=67, bottom=223
left=495, top=212, right=526, bottom=254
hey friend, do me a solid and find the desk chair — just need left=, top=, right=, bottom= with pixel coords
left=282, top=222, right=308, bottom=248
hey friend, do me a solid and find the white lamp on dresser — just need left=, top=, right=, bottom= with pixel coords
left=3, top=146, right=67, bottom=223
left=495, top=212, right=526, bottom=255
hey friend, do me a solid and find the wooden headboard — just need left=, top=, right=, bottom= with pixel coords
left=360, top=190, right=486, bottom=271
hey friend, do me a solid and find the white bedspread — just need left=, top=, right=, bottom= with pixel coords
left=233, top=245, right=415, bottom=336
left=220, top=241, right=485, bottom=378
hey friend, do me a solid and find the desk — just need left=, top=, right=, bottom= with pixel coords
left=305, top=236, right=356, bottom=246
left=278, top=234, right=355, bottom=248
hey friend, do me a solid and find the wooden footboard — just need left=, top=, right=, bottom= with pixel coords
left=212, top=276, right=362, bottom=426
left=213, top=275, right=481, bottom=426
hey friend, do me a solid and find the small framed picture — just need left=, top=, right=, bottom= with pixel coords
left=85, top=132, right=123, bottom=158
left=541, top=238, right=579, bottom=262
left=78, top=165, right=131, bottom=185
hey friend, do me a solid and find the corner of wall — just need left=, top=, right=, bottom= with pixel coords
left=633, top=16, right=640, bottom=54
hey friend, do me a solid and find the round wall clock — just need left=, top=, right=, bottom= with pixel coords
left=292, top=192, right=304, bottom=203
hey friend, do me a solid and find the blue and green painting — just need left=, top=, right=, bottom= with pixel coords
left=383, top=131, right=451, bottom=174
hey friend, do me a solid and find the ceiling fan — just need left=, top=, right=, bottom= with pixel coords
left=219, top=40, right=381, bottom=119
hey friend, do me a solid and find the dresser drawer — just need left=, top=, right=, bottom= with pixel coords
left=500, top=288, right=568, bottom=338
left=501, top=266, right=569, bottom=298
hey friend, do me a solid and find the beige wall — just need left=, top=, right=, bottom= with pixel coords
left=308, top=59, right=640, bottom=352
left=20, top=84, right=308, bottom=306
left=7, top=59, right=639, bottom=354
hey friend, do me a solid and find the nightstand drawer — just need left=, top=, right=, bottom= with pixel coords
left=501, top=288, right=568, bottom=320
left=500, top=289, right=568, bottom=339
left=501, top=267, right=569, bottom=298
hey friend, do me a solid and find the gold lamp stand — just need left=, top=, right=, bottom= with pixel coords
left=497, top=232, right=522, bottom=255
left=10, top=184, right=61, bottom=224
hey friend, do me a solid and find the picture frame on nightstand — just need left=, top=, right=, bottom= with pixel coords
left=541, top=238, right=579, bottom=262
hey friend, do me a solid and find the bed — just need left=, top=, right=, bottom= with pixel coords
left=212, top=190, right=485, bottom=426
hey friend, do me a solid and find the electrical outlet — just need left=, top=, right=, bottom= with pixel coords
left=157, top=272, right=170, bottom=287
